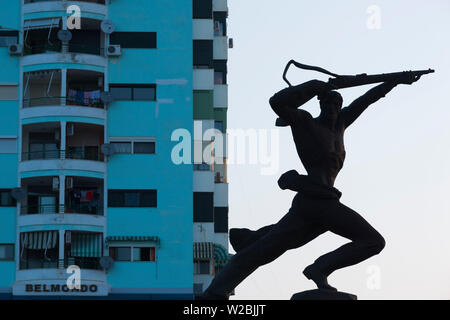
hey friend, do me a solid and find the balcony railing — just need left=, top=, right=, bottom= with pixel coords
left=21, top=204, right=104, bottom=215
left=23, top=96, right=104, bottom=108
left=23, top=43, right=104, bottom=56
left=64, top=257, right=102, bottom=270
left=25, top=0, right=106, bottom=5
left=20, top=258, right=58, bottom=270
left=22, top=148, right=104, bottom=161
left=20, top=257, right=102, bottom=270
left=21, top=149, right=61, bottom=161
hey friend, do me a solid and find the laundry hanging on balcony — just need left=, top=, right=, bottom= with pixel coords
left=20, top=231, right=58, bottom=250
left=67, top=89, right=101, bottom=106
left=71, top=232, right=103, bottom=258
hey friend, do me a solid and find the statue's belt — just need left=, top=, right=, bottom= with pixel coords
left=277, top=170, right=342, bottom=200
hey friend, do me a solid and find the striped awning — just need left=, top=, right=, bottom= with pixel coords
left=21, top=231, right=58, bottom=250
left=24, top=18, right=60, bottom=30
left=194, top=242, right=214, bottom=260
left=214, top=244, right=233, bottom=267
left=105, top=236, right=160, bottom=246
left=71, top=232, right=103, bottom=258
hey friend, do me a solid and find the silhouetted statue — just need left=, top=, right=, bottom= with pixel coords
left=200, top=61, right=433, bottom=300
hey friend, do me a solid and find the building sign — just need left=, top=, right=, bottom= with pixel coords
left=13, top=280, right=109, bottom=296
left=25, top=284, right=98, bottom=293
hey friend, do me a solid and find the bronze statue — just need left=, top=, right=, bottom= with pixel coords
left=200, top=61, right=434, bottom=300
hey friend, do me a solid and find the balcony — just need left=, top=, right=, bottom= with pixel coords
left=19, top=176, right=104, bottom=216
left=23, top=1, right=107, bottom=18
left=25, top=0, right=106, bottom=4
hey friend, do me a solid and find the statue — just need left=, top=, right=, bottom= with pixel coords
left=200, top=61, right=434, bottom=300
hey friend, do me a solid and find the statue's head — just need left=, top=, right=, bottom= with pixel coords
left=318, top=90, right=343, bottom=117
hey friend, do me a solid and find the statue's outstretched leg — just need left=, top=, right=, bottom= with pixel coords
left=304, top=200, right=385, bottom=282
left=201, top=194, right=325, bottom=299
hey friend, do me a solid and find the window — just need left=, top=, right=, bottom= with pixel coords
left=110, top=32, right=157, bottom=49
left=214, top=207, right=228, bottom=233
left=0, top=244, right=14, bottom=261
left=0, top=190, right=16, bottom=207
left=0, top=31, right=18, bottom=47
left=109, top=247, right=131, bottom=261
left=134, top=142, right=155, bottom=154
left=213, top=12, right=227, bottom=36
left=194, top=260, right=210, bottom=275
left=110, top=84, right=156, bottom=101
left=108, top=190, right=157, bottom=208
left=110, top=141, right=132, bottom=153
left=109, top=246, right=156, bottom=262
left=109, top=87, right=132, bottom=100
left=133, top=247, right=156, bottom=261
left=193, top=40, right=213, bottom=68
left=110, top=139, right=156, bottom=154
left=193, top=192, right=214, bottom=222
left=193, top=0, right=212, bottom=19
left=214, top=60, right=227, bottom=84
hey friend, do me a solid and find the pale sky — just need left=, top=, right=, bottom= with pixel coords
left=226, top=0, right=450, bottom=300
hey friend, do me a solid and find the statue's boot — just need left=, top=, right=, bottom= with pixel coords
left=229, top=228, right=255, bottom=253
left=303, top=264, right=337, bottom=291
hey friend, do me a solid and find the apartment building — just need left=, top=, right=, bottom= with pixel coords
left=0, top=0, right=230, bottom=299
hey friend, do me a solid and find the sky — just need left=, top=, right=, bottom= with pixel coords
left=225, top=0, right=450, bottom=300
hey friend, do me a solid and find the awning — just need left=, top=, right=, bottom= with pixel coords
left=105, top=236, right=160, bottom=246
left=194, top=242, right=214, bottom=260
left=21, top=231, right=58, bottom=250
left=214, top=244, right=233, bottom=267
left=24, top=18, right=61, bottom=30
left=71, top=232, right=103, bottom=258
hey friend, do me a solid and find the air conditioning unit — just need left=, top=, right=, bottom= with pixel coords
left=9, top=44, right=23, bottom=56
left=106, top=45, right=121, bottom=57
left=66, top=177, right=73, bottom=189
left=67, top=123, right=74, bottom=136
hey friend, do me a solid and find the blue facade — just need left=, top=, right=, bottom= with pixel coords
left=0, top=0, right=199, bottom=300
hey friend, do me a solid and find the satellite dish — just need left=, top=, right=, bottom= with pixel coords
left=100, top=91, right=114, bottom=104
left=57, top=30, right=72, bottom=42
left=99, top=256, right=115, bottom=271
left=101, top=143, right=116, bottom=156
left=101, top=20, right=116, bottom=34
left=11, top=188, right=26, bottom=201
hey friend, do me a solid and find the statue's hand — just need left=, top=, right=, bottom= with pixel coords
left=395, top=72, right=422, bottom=85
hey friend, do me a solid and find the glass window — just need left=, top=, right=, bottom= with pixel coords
left=110, top=87, right=132, bottom=100
left=133, top=87, right=156, bottom=101
left=113, top=247, right=131, bottom=261
left=0, top=190, right=15, bottom=207
left=134, top=142, right=155, bottom=154
left=0, top=244, right=14, bottom=261
left=140, top=190, right=157, bottom=207
left=111, top=142, right=132, bottom=153
left=124, top=192, right=139, bottom=207
left=133, top=247, right=155, bottom=261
